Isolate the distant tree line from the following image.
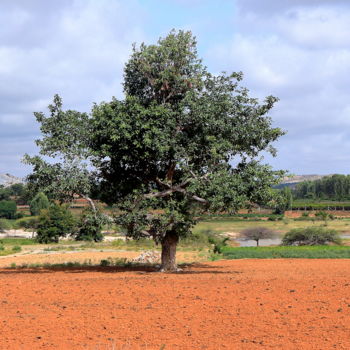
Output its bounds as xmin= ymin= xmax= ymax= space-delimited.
xmin=293 ymin=175 xmax=350 ymax=201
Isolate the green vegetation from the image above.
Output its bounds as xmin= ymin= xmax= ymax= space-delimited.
xmin=36 ymin=204 xmax=76 ymax=243
xmin=0 ymin=238 xmax=35 ymax=245
xmin=290 ymin=199 xmax=350 ymax=211
xmin=14 ymin=216 xmax=39 ymax=230
xmin=294 ymin=174 xmax=350 ymax=201
xmin=200 ymin=213 xmax=284 ymax=220
xmin=75 ymin=208 xmax=109 ymax=242
xmin=274 ymin=187 xmax=293 ymax=214
xmin=219 ymin=246 xmax=350 ymax=259
xmin=29 ymin=192 xmax=50 ymax=215
xmin=0 ymin=240 xmax=24 ymax=256
xmin=0 ymin=200 xmax=17 ymax=219
xmin=282 ymin=227 xmax=341 ymax=246
xmin=0 ymin=218 xmax=12 ymax=232
xmin=0 ymin=183 xmax=30 ymax=205
xmin=194 ymin=215 xmax=350 ymax=235
xmin=24 ymin=30 xmax=285 ymax=271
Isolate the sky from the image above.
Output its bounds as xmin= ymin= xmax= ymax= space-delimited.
xmin=1 ymin=0 xmax=350 ymax=177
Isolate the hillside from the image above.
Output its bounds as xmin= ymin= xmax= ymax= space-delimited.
xmin=0 ymin=173 xmax=23 ymax=187
xmin=276 ymin=174 xmax=331 ymax=189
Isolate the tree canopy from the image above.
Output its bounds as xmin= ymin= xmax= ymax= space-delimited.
xmin=24 ymin=30 xmax=285 ymax=270
xmin=294 ymin=174 xmax=350 ymax=200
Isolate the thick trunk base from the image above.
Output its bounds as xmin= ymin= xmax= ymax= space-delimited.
xmin=160 ymin=231 xmax=179 ymax=272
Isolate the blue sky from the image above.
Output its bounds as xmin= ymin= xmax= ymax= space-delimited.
xmin=1 ymin=0 xmax=350 ymax=177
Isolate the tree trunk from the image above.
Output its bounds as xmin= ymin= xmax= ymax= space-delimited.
xmin=160 ymin=231 xmax=179 ymax=272
xmin=256 ymin=239 xmax=259 ymax=247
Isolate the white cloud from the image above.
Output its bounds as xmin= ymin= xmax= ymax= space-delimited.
xmin=0 ymin=0 xmax=147 ymax=175
xmin=205 ymin=1 xmax=350 ymax=173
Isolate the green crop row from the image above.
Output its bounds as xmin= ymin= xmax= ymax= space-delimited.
xmin=219 ymin=246 xmax=350 ymax=259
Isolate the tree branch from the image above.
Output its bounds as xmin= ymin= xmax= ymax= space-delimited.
xmin=191 ymin=195 xmax=208 ymax=204
xmin=144 ymin=178 xmax=192 ymax=199
xmin=82 ymin=195 xmax=97 ymax=216
xmin=145 ymin=177 xmax=208 ymax=204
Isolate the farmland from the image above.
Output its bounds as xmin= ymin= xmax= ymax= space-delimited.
xmin=1 ymin=259 xmax=350 ymax=349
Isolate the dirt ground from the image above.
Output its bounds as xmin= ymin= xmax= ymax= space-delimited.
xmin=0 ymin=250 xmax=205 ymax=268
xmin=1 ymin=259 xmax=350 ymax=350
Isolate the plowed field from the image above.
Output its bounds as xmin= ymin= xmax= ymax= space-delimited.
xmin=1 ymin=259 xmax=350 ymax=350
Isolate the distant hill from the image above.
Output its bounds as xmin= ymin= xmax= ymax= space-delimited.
xmin=275 ymin=174 xmax=331 ymax=189
xmin=0 ymin=173 xmax=23 ymax=187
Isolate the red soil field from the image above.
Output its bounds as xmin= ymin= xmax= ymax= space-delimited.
xmin=1 ymin=259 xmax=350 ymax=350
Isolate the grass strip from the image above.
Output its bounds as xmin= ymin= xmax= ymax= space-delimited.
xmin=221 ymin=246 xmax=350 ymax=259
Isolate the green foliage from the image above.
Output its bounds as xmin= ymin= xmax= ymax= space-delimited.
xmin=0 ymin=218 xmax=12 ymax=232
xmin=99 ymin=257 xmax=129 ymax=267
xmin=0 ymin=238 xmax=35 ymax=245
xmin=0 ymin=184 xmax=30 ymax=205
xmin=24 ymin=30 xmax=285 ymax=269
xmin=282 ymin=227 xmax=341 ymax=246
xmin=208 ymin=235 xmax=229 ymax=254
xmin=294 ymin=174 xmax=350 ymax=201
xmin=29 ymin=192 xmax=50 ymax=215
xmin=36 ymin=204 xmax=77 ymax=243
xmin=15 ymin=216 xmax=39 ymax=230
xmin=91 ymin=30 xmax=285 ymax=246
xmin=0 ymin=186 xmax=11 ymax=201
xmin=290 ymin=199 xmax=350 ymax=211
xmin=314 ymin=210 xmax=335 ymax=222
xmin=267 ymin=215 xmax=283 ymax=221
xmin=0 ymin=200 xmax=17 ymax=219
xmin=273 ymin=187 xmax=293 ymax=214
xmin=23 ymin=94 xmax=94 ymax=205
xmin=221 ymin=245 xmax=350 ymax=259
xmin=75 ymin=208 xmax=110 ymax=242
xmin=12 ymin=245 xmax=21 ymax=252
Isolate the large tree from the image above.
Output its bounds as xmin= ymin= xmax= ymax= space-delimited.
xmin=25 ymin=30 xmax=285 ymax=270
xmin=90 ymin=30 xmax=285 ymax=270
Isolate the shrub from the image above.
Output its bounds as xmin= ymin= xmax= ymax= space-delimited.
xmin=268 ymin=215 xmax=282 ymax=221
xmin=15 ymin=216 xmax=39 ymax=230
xmin=208 ymin=235 xmax=229 ymax=254
xmin=282 ymin=227 xmax=341 ymax=246
xmin=0 ymin=218 xmax=12 ymax=232
xmin=30 ymin=192 xmax=50 ymax=216
xmin=36 ymin=204 xmax=77 ymax=243
xmin=0 ymin=200 xmax=17 ymax=219
xmin=75 ymin=208 xmax=109 ymax=242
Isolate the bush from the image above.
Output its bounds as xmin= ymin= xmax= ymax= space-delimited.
xmin=36 ymin=204 xmax=77 ymax=243
xmin=12 ymin=245 xmax=21 ymax=252
xmin=0 ymin=200 xmax=17 ymax=219
xmin=75 ymin=209 xmax=108 ymax=242
xmin=208 ymin=235 xmax=229 ymax=254
xmin=282 ymin=227 xmax=341 ymax=246
xmin=15 ymin=216 xmax=39 ymax=230
xmin=14 ymin=212 xmax=24 ymax=219
xmin=0 ymin=218 xmax=12 ymax=232
xmin=30 ymin=192 xmax=50 ymax=216
xmin=268 ymin=215 xmax=282 ymax=221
